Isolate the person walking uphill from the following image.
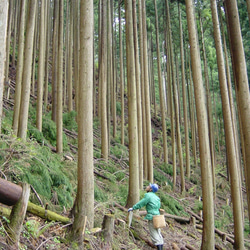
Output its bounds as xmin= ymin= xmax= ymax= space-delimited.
xmin=128 ymin=183 xmax=164 ymax=250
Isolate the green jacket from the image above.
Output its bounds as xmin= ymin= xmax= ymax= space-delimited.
xmin=132 ymin=192 xmax=161 ymax=220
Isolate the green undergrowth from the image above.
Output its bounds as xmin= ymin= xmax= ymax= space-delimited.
xmin=0 ymin=135 xmax=75 ymax=210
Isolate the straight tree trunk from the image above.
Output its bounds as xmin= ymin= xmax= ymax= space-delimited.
xmin=179 ymin=3 xmax=190 ymax=179
xmin=247 ymin=0 xmax=250 ymax=25
xmin=141 ymin=0 xmax=153 ymax=182
xmin=185 ymin=0 xmax=215 ymax=248
xmin=51 ymin=0 xmax=59 ymax=122
xmin=0 ymin=0 xmax=9 ymax=133
xmin=154 ymin=0 xmax=168 ymax=165
xmin=224 ymin=0 xmax=250 ymax=229
xmin=18 ymin=0 xmax=37 ymax=139
xmin=199 ymin=16 xmax=216 ymax=197
xmin=166 ymin=0 xmax=185 ymax=193
xmin=119 ymin=4 xmax=125 ymax=146
xmin=138 ymin=0 xmax=148 ymax=179
xmin=132 ymin=0 xmax=144 ymax=189
xmin=100 ymin=0 xmax=109 ymax=160
xmin=73 ymin=0 xmax=79 ymax=116
xmin=125 ymin=0 xmax=140 ymax=207
xmin=69 ymin=0 xmax=94 ymax=245
xmin=56 ymin=0 xmax=64 ymax=153
xmin=4 ymin=0 xmax=12 ymax=94
xmin=67 ymin=2 xmax=73 ymax=112
xmin=44 ymin=0 xmax=52 ymax=111
xmin=36 ymin=0 xmax=46 ymax=132
xmin=211 ymin=1 xmax=244 ymax=248
xmin=12 ymin=0 xmax=26 ymax=135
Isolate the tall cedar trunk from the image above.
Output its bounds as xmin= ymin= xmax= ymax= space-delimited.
xmin=4 ymin=0 xmax=12 ymax=94
xmin=247 ymin=0 xmax=250 ymax=25
xmin=56 ymin=0 xmax=64 ymax=153
xmin=69 ymin=0 xmax=94 ymax=244
xmin=166 ymin=37 xmax=176 ymax=189
xmin=67 ymin=1 xmax=73 ymax=112
xmin=44 ymin=0 xmax=52 ymax=110
xmin=132 ymin=0 xmax=144 ymax=189
xmin=17 ymin=0 xmax=37 ymax=139
xmin=154 ymin=0 xmax=168 ymax=165
xmin=107 ymin=0 xmax=111 ymax=154
xmin=166 ymin=0 xmax=185 ymax=193
xmin=219 ymin=7 xmax=243 ymax=184
xmin=100 ymin=0 xmax=109 ymax=160
xmin=188 ymin=61 xmax=197 ymax=167
xmin=51 ymin=0 xmax=59 ymax=122
xmin=141 ymin=0 xmax=153 ymax=182
xmin=11 ymin=1 xmax=18 ymax=69
xmin=211 ymin=0 xmax=245 ymax=248
xmin=112 ymin=1 xmax=117 ymax=139
xmin=0 ymin=0 xmax=9 ymax=133
xmin=125 ymin=0 xmax=139 ymax=208
xmin=36 ymin=0 xmax=45 ymax=132
xmin=12 ymin=0 xmax=26 ymax=135
xmin=224 ymin=0 xmax=250 ymax=229
xmin=138 ymin=0 xmax=148 ymax=179
xmin=31 ymin=9 xmax=38 ymax=97
xmin=178 ymin=3 xmax=190 ymax=179
xmin=73 ymin=0 xmax=79 ymax=116
xmin=119 ymin=4 xmax=125 ymax=146
xmin=199 ymin=16 xmax=216 ymax=197
xmin=185 ymin=0 xmax=215 ymax=248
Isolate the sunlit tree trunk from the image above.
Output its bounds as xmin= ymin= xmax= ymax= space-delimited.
xmin=11 ymin=0 xmax=18 ymax=68
xmin=56 ymin=0 xmax=64 ymax=153
xmin=185 ymin=0 xmax=215 ymax=248
xmin=4 ymin=0 xmax=12 ymax=95
xmin=36 ymin=0 xmax=45 ymax=132
xmin=69 ymin=0 xmax=94 ymax=245
xmin=125 ymin=0 xmax=139 ymax=208
xmin=44 ymin=0 xmax=52 ymax=111
xmin=73 ymin=0 xmax=79 ymax=116
xmin=132 ymin=0 xmax=143 ymax=189
xmin=107 ymin=0 xmax=111 ymax=153
xmin=154 ymin=0 xmax=168 ymax=165
xmin=138 ymin=0 xmax=148 ymax=178
xmin=119 ymin=4 xmax=125 ymax=146
xmin=100 ymin=0 xmax=109 ymax=160
xmin=199 ymin=15 xmax=216 ymax=197
xmin=179 ymin=3 xmax=190 ymax=179
xmin=141 ymin=0 xmax=153 ymax=182
xmin=166 ymin=0 xmax=184 ymax=193
xmin=224 ymin=0 xmax=250 ymax=229
xmin=12 ymin=0 xmax=26 ymax=135
xmin=211 ymin=0 xmax=244 ymax=248
xmin=18 ymin=0 xmax=37 ymax=139
xmin=52 ymin=0 xmax=59 ymax=122
xmin=188 ymin=61 xmax=197 ymax=167
xmin=0 ymin=0 xmax=9 ymax=133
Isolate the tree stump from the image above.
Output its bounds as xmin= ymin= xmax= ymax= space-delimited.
xmin=101 ymin=214 xmax=115 ymax=249
xmin=6 ymin=183 xmax=30 ymax=247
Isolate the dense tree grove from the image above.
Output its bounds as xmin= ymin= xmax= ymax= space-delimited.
xmin=0 ymin=0 xmax=249 ymax=248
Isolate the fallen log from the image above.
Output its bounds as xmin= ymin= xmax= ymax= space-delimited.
xmin=0 ymin=178 xmax=22 ymax=206
xmin=0 ymin=178 xmax=70 ymax=224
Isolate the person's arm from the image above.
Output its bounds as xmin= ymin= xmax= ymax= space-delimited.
xmin=132 ymin=193 xmax=150 ymax=210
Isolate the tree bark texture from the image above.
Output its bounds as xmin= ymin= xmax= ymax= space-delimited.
xmin=0 ymin=0 xmax=9 ymax=133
